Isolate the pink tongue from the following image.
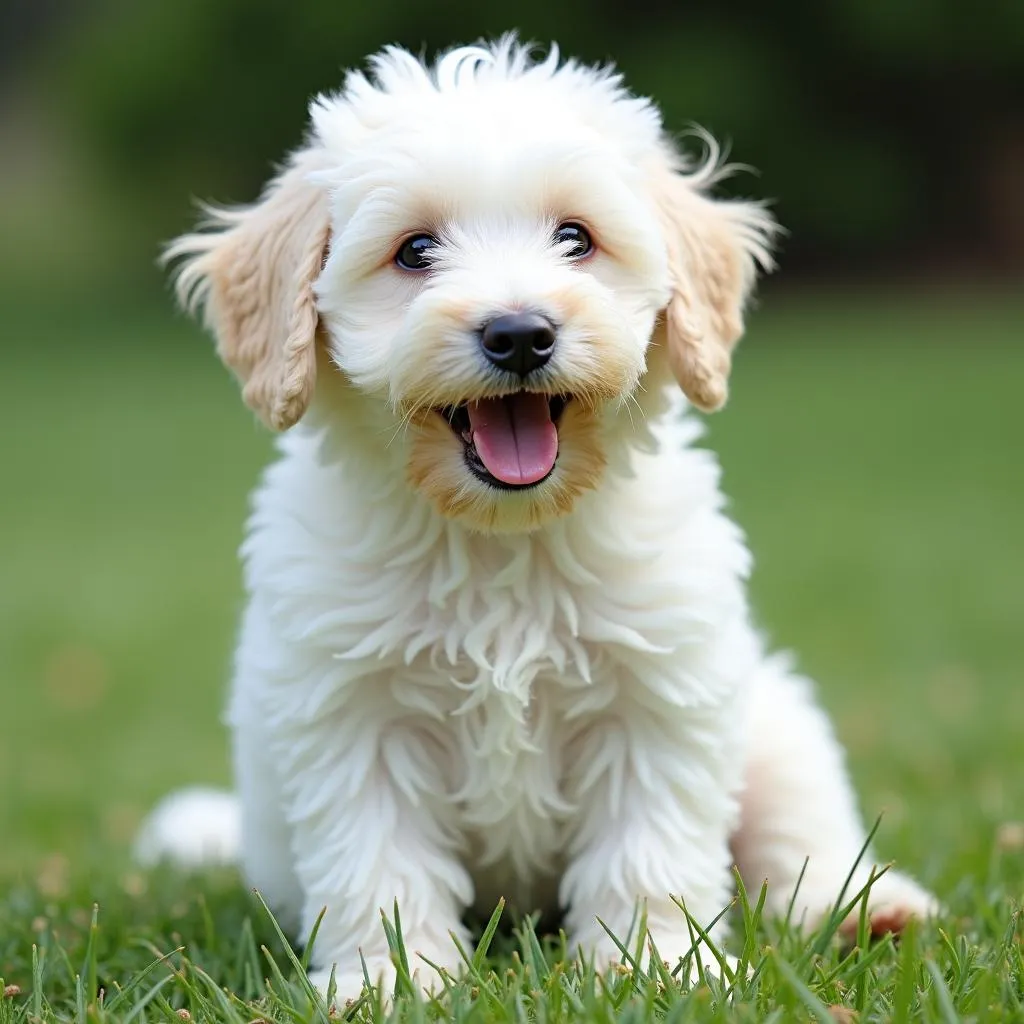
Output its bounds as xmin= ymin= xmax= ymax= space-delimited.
xmin=467 ymin=394 xmax=558 ymax=485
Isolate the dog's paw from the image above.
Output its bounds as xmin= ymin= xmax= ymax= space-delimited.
xmin=791 ymin=867 xmax=939 ymax=941
xmin=836 ymin=869 xmax=941 ymax=940
xmin=648 ymin=936 xmax=745 ymax=987
xmin=309 ymin=944 xmax=460 ymax=1008
xmin=308 ymin=964 xmax=379 ymax=1010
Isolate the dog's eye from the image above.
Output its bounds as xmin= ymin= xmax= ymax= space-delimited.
xmin=395 ymin=234 xmax=439 ymax=271
xmin=553 ymin=222 xmax=593 ymax=259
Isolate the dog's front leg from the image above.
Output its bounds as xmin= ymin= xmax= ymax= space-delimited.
xmin=562 ymin=699 xmax=743 ymax=978
xmin=265 ymin=700 xmax=472 ymax=1002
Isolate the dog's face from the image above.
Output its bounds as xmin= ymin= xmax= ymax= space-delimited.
xmin=170 ymin=41 xmax=776 ymax=532
xmin=312 ymin=58 xmax=675 ymax=529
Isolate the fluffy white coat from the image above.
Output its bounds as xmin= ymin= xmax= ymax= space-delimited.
xmin=139 ymin=38 xmax=937 ymax=997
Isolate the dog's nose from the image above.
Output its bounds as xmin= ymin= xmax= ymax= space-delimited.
xmin=479 ymin=313 xmax=556 ymax=377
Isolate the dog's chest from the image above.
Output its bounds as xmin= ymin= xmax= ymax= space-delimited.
xmin=384 ymin=554 xmax=615 ymax=876
xmin=411 ymin=656 xmax=589 ymax=886
xmin=398 ymin=604 xmax=596 ymax=786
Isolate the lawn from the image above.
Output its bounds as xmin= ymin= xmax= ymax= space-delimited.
xmin=1 ymin=292 xmax=1022 ymax=1021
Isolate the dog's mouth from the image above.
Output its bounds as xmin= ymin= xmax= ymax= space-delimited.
xmin=438 ymin=394 xmax=570 ymax=490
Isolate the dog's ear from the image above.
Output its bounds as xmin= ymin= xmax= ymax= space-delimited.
xmin=650 ymin=145 xmax=778 ymax=412
xmin=166 ymin=148 xmax=331 ymax=430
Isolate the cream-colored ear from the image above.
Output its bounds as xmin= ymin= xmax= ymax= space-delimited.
xmin=651 ymin=144 xmax=778 ymax=411
xmin=165 ymin=148 xmax=331 ymax=430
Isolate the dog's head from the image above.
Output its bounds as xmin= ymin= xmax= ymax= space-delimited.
xmin=169 ymin=39 xmax=777 ymax=532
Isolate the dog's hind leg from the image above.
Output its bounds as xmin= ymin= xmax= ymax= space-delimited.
xmin=731 ymin=654 xmax=938 ymax=936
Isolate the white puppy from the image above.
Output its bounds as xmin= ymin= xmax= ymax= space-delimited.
xmin=142 ymin=37 xmax=936 ymax=997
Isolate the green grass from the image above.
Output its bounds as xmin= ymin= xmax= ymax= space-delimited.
xmin=1 ymin=293 xmax=1023 ymax=1020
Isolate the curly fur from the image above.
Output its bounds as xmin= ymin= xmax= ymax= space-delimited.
xmin=139 ymin=36 xmax=937 ymax=998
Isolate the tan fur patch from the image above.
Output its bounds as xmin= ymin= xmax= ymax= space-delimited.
xmin=406 ymin=400 xmax=607 ymax=532
xmin=648 ymin=146 xmax=777 ymax=412
xmin=166 ymin=148 xmax=332 ymax=430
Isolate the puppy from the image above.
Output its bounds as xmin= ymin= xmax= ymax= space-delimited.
xmin=139 ymin=38 xmax=936 ymax=997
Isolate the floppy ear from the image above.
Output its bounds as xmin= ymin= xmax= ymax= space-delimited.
xmin=651 ymin=144 xmax=778 ymax=412
xmin=166 ymin=148 xmax=332 ymax=430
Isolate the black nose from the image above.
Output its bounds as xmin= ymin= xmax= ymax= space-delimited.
xmin=479 ymin=313 xmax=556 ymax=378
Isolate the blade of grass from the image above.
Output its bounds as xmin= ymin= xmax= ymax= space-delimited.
xmin=924 ymin=958 xmax=961 ymax=1024
xmin=773 ymin=953 xmax=836 ymax=1022
xmin=472 ymin=899 xmax=505 ymax=972
xmin=251 ymin=888 xmax=331 ymax=1022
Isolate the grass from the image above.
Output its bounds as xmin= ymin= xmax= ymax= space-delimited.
xmin=1 ymin=291 xmax=1023 ymax=1020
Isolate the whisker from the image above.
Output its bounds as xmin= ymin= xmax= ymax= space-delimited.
xmin=385 ymin=402 xmax=423 ymax=449
xmin=384 ymin=415 xmax=411 ymax=450
xmin=620 ymin=392 xmax=640 ymax=428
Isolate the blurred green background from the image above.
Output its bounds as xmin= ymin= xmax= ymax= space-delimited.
xmin=0 ymin=0 xmax=1021 ymax=895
